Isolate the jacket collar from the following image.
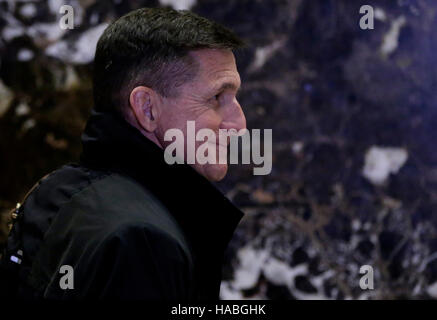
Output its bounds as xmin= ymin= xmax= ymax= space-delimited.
xmin=80 ymin=108 xmax=244 ymax=267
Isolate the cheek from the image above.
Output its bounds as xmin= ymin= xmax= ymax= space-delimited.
xmin=195 ymin=111 xmax=222 ymax=132
xmin=158 ymin=104 xmax=187 ymax=134
xmin=162 ymin=99 xmax=206 ymax=131
xmin=159 ymin=99 xmax=223 ymax=149
xmin=156 ymin=115 xmax=187 ymax=150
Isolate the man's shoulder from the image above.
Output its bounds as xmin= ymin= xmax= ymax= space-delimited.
xmin=28 ymin=164 xmax=175 ymax=230
xmin=59 ymin=169 xmax=182 ymax=236
xmin=22 ymin=164 xmax=193 ymax=297
xmin=32 ymin=164 xmax=185 ymax=244
xmin=18 ymin=163 xmax=189 ymax=254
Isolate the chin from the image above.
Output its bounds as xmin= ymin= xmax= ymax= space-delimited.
xmin=201 ymin=163 xmax=228 ymax=182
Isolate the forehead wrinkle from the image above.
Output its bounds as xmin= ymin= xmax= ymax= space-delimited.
xmin=207 ymin=70 xmax=241 ymax=92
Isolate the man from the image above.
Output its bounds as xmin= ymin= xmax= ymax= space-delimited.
xmin=0 ymin=7 xmax=246 ymax=300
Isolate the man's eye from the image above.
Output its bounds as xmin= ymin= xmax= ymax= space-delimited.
xmin=210 ymin=94 xmax=220 ymax=104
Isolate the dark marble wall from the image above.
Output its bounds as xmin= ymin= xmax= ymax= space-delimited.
xmin=1 ymin=0 xmax=436 ymax=299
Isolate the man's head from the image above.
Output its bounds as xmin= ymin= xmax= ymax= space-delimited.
xmin=93 ymin=7 xmax=246 ymax=181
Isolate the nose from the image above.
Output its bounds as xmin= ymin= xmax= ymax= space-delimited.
xmin=219 ymin=99 xmax=247 ymax=134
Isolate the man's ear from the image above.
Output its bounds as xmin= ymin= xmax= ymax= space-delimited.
xmin=129 ymin=86 xmax=160 ymax=132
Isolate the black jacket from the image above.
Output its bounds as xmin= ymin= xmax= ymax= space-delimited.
xmin=0 ymin=109 xmax=244 ymax=300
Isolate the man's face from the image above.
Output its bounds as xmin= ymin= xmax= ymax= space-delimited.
xmin=155 ymin=48 xmax=246 ymax=181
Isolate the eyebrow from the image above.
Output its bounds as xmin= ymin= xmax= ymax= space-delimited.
xmin=212 ymin=82 xmax=241 ymax=94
